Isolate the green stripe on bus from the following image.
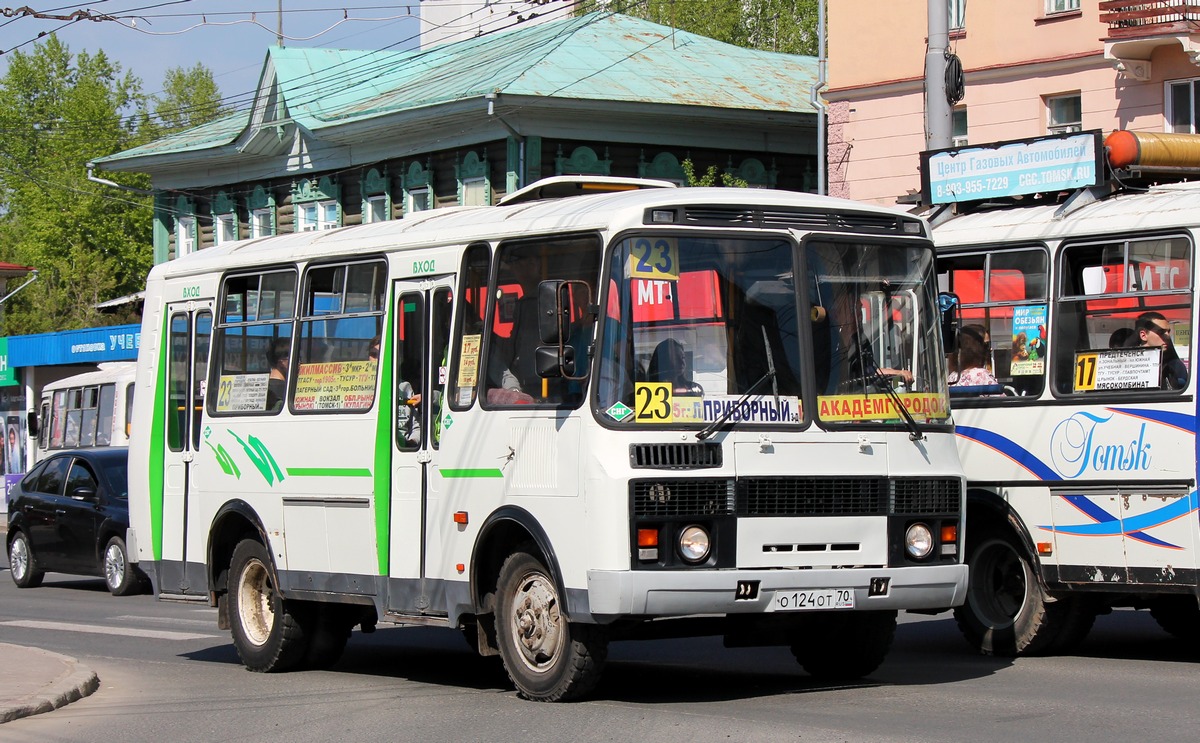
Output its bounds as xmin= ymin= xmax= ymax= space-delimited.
xmin=441 ymin=468 xmax=505 ymax=478
xmin=149 ymin=313 xmax=168 ymax=562
xmin=374 ymin=287 xmax=396 ymax=576
xmin=286 ymin=467 xmax=373 ymax=477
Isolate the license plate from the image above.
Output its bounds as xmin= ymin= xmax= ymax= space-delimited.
xmin=771 ymin=588 xmax=855 ymax=611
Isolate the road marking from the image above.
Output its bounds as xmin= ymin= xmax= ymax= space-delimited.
xmin=0 ymin=620 xmax=218 ymax=641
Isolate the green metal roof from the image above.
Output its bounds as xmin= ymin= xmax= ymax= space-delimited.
xmin=99 ymin=12 xmax=817 ymax=163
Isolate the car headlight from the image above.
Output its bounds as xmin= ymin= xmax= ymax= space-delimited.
xmin=905 ymin=523 xmax=934 ymax=559
xmin=678 ymin=525 xmax=711 ymax=563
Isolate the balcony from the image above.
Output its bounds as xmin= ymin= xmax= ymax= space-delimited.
xmin=1101 ymin=1 xmax=1200 ymax=38
xmin=1101 ymin=2 xmax=1200 ymax=78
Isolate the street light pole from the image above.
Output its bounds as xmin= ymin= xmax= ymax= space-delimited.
xmin=925 ymin=0 xmax=952 ymax=150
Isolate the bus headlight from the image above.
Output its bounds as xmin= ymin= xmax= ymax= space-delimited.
xmin=678 ymin=525 xmax=711 ymax=563
xmin=905 ymin=523 xmax=934 ymax=559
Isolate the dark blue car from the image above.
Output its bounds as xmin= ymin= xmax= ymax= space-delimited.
xmin=6 ymin=447 xmax=144 ymax=595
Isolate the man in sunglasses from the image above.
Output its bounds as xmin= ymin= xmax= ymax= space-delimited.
xmin=1134 ymin=311 xmax=1189 ymax=390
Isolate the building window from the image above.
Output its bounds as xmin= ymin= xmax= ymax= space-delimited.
xmin=1046 ymin=94 xmax=1081 ymax=134
xmin=461 ymin=178 xmax=487 ymax=207
xmin=949 ymin=0 xmax=966 ymax=30
xmin=176 ymin=216 xmax=196 ymax=256
xmin=297 ymin=200 xmax=338 ymax=231
xmin=406 ymin=188 xmax=431 ymax=213
xmin=1046 ymin=0 xmax=1079 ymax=13
xmin=250 ymin=208 xmax=273 ymax=239
xmin=1167 ymin=78 xmax=1200 ymax=134
xmin=952 ymin=108 xmax=968 ymax=147
xmin=365 ymin=194 xmax=388 ymax=223
xmin=215 ymin=213 xmax=237 ymax=245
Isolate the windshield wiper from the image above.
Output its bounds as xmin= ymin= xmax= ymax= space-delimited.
xmin=860 ymin=344 xmax=925 ymax=442
xmin=697 ymin=328 xmax=777 ymax=441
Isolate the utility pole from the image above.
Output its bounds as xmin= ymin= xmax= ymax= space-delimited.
xmin=925 ymin=0 xmax=952 ymax=150
xmin=277 ymin=0 xmax=284 ymax=47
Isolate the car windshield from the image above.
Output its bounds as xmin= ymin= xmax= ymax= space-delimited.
xmin=99 ymin=460 xmax=129 ymax=500
xmin=593 ymin=234 xmax=950 ymax=430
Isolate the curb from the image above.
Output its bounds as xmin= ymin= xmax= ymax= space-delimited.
xmin=0 ymin=645 xmax=100 ymax=724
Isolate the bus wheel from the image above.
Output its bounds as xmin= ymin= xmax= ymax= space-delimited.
xmin=790 ymin=610 xmax=896 ymax=680
xmin=495 ymin=548 xmax=607 ymax=702
xmin=9 ymin=531 xmax=44 ymax=588
xmin=955 ymin=533 xmax=1066 ymax=656
xmin=1150 ymin=596 xmax=1200 ymax=645
xmin=229 ymin=539 xmax=309 ymax=672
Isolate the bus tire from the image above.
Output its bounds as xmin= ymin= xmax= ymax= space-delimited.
xmin=954 ymin=532 xmax=1067 ymax=656
xmin=8 ymin=530 xmax=44 ymax=588
xmin=103 ymin=536 xmax=140 ymax=596
xmin=495 ymin=547 xmax=607 ymax=702
xmin=790 ymin=610 xmax=896 ymax=680
xmin=229 ymin=539 xmax=309 ymax=672
xmin=1149 ymin=595 xmax=1200 ymax=645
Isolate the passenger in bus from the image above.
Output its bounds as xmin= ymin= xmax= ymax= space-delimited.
xmin=1131 ymin=311 xmax=1188 ymax=390
xmin=375 ymin=338 xmax=424 ymax=446
xmin=950 ymin=325 xmax=998 ymax=388
xmin=1108 ymin=327 xmax=1133 ymax=348
xmin=647 ymin=339 xmax=704 ymax=396
xmin=265 ymin=337 xmax=290 ymax=411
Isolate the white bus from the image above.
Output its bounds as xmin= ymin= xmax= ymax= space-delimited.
xmin=34 ymin=362 xmax=137 ymax=462
xmin=934 ymin=140 xmax=1200 ymax=656
xmin=129 ymin=177 xmax=967 ymax=701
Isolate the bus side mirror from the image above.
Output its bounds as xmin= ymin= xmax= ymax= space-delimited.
xmin=939 ymin=292 xmax=961 ymax=353
xmin=537 ymin=280 xmax=592 ymax=381
xmin=27 ymin=410 xmax=38 ymax=438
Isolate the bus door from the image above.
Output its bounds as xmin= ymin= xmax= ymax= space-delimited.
xmin=159 ymin=302 xmax=213 ymax=595
xmin=387 ymin=278 xmax=455 ymax=612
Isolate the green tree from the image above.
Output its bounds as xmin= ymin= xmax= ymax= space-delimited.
xmin=0 ymin=39 xmax=228 ymax=335
xmin=584 ymin=0 xmax=820 ymax=56
xmin=151 ymin=63 xmax=230 ymax=134
xmin=0 ymin=35 xmax=153 ymax=334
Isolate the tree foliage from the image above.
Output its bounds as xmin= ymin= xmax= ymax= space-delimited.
xmin=585 ymin=0 xmax=821 ymax=56
xmin=0 ymin=37 xmax=225 ymax=335
xmin=152 ymin=63 xmax=230 ymax=135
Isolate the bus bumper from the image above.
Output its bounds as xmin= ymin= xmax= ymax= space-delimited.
xmin=585 ymin=564 xmax=967 ymax=619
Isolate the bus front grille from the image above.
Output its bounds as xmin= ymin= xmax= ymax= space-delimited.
xmin=631 ymin=477 xmax=961 ymax=518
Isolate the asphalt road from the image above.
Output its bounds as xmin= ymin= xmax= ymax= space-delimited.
xmin=1 ymin=557 xmax=1198 ymax=742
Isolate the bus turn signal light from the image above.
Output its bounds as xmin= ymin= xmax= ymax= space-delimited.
xmin=453 ymin=511 xmax=468 ymax=525
xmin=1037 ymin=542 xmax=1053 ymax=556
xmin=637 ymin=529 xmax=658 ymax=547
xmin=941 ymin=525 xmax=958 ymax=543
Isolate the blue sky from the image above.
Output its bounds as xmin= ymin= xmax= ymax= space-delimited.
xmin=0 ymin=2 xmax=423 ymax=110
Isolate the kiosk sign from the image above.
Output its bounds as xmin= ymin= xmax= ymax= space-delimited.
xmin=922 ymin=131 xmax=1103 ymax=205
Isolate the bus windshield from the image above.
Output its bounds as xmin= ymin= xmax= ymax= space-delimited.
xmin=595 ymin=235 xmax=949 ymax=429
xmin=809 ymin=240 xmax=949 ymax=425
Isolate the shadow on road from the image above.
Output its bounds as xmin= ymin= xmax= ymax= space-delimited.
xmin=178 ymin=616 xmax=1019 ymax=704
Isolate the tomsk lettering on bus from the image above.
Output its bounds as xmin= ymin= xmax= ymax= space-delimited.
xmin=1049 ymin=412 xmax=1153 ymax=478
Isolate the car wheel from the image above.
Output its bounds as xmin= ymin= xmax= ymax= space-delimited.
xmin=9 ymin=531 xmax=45 ymax=588
xmin=104 ymin=536 xmax=140 ymax=596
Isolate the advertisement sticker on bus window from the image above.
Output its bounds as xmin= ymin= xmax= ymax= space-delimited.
xmin=457 ymin=334 xmax=482 ymax=387
xmin=292 ymin=361 xmax=376 ymax=411
xmin=632 ymin=384 xmax=801 ymax=424
xmin=1073 ymin=348 xmax=1160 ymax=392
xmin=216 ymin=374 xmax=269 ymax=412
xmin=817 ymin=393 xmax=949 ymax=423
xmin=1011 ymin=305 xmax=1047 ymax=376
xmin=627 ymin=237 xmax=680 ymax=281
